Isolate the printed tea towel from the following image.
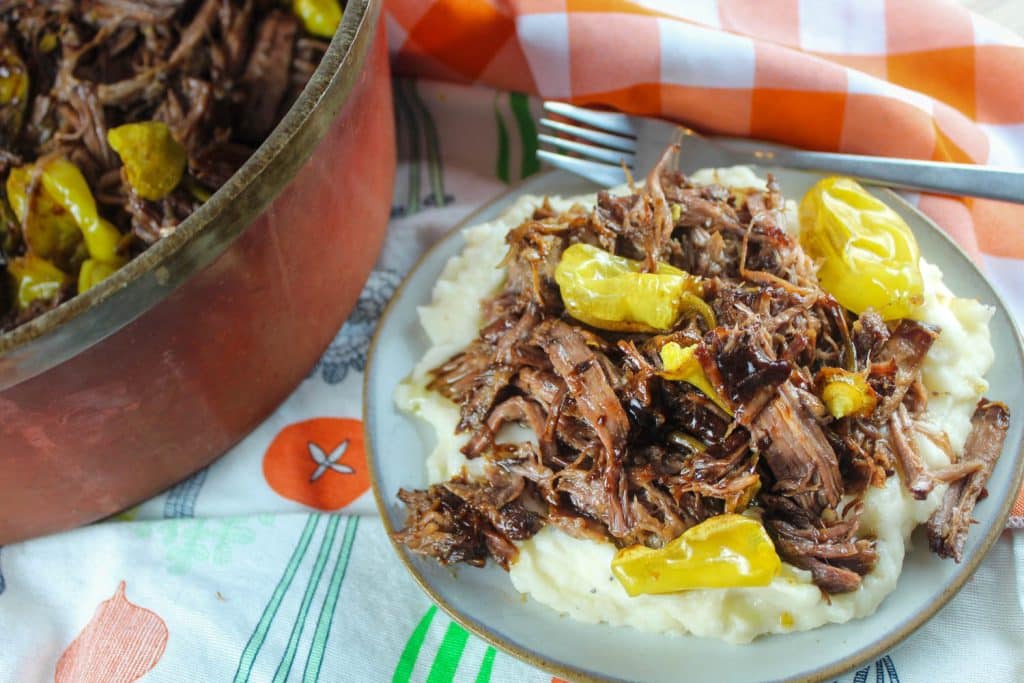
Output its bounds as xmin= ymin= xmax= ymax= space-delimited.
xmin=1 ymin=2 xmax=1023 ymax=682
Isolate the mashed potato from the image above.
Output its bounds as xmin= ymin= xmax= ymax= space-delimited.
xmin=396 ymin=168 xmax=994 ymax=643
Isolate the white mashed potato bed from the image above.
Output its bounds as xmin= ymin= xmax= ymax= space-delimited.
xmin=395 ymin=167 xmax=995 ymax=644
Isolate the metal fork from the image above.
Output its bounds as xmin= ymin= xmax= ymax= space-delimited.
xmin=538 ymin=102 xmax=1024 ymax=203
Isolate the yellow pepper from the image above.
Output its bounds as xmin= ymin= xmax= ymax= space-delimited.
xmin=659 ymin=341 xmax=732 ymax=415
xmin=39 ymin=33 xmax=59 ymax=53
xmin=78 ymin=259 xmax=121 ymax=294
xmin=799 ymin=177 xmax=923 ymax=320
xmin=7 ymin=157 xmax=123 ymax=265
xmin=292 ymin=0 xmax=343 ymax=38
xmin=0 ymin=45 xmax=29 ymax=139
xmin=7 ymin=254 xmax=68 ymax=311
xmin=555 ymin=243 xmax=714 ymax=332
xmin=0 ymin=191 xmax=17 ymax=254
xmin=182 ymin=176 xmax=212 ymax=204
xmin=6 ymin=165 xmax=86 ymax=271
xmin=611 ymin=514 xmax=781 ymax=596
xmin=107 ymin=121 xmax=187 ymax=201
xmin=817 ymin=367 xmax=877 ymax=419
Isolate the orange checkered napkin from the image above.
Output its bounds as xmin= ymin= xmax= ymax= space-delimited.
xmin=388 ymin=0 xmax=1024 ymax=527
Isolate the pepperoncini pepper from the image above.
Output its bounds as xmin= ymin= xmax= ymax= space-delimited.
xmin=816 ymin=367 xmax=877 ymax=419
xmin=659 ymin=341 xmax=732 ymax=414
xmin=611 ymin=514 xmax=781 ymax=596
xmin=39 ymin=33 xmax=59 ymax=54
xmin=7 ymin=157 xmax=123 ymax=267
xmin=0 ymin=45 xmax=29 ymax=142
xmin=8 ymin=254 xmax=68 ymax=310
xmin=7 ymin=157 xmax=124 ymax=299
xmin=555 ymin=243 xmax=714 ymax=332
xmin=107 ymin=121 xmax=187 ymax=201
xmin=292 ymin=0 xmax=343 ymax=38
xmin=0 ymin=190 xmax=17 ymax=255
xmin=799 ymin=177 xmax=923 ymax=320
xmin=6 ymin=165 xmax=86 ymax=271
xmin=78 ymin=259 xmax=121 ymax=294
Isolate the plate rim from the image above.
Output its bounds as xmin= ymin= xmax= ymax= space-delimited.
xmin=363 ymin=168 xmax=1024 ymax=683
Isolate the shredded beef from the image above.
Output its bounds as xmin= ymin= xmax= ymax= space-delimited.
xmin=766 ymin=517 xmax=877 ymax=594
xmin=0 ymin=0 xmax=334 ymax=330
xmin=394 ymin=485 xmax=492 ymax=569
xmin=394 ymin=472 xmax=542 ymax=571
xmin=927 ymin=400 xmax=1010 ymax=561
xmin=752 ymin=382 xmax=843 ymax=512
xmin=92 ymin=1 xmax=190 ymax=23
xmin=874 ymin=320 xmax=940 ymax=420
xmin=393 ymin=147 xmax=1012 ymax=594
xmin=239 ymin=10 xmax=297 ymax=142
xmin=852 ymin=311 xmax=890 ymax=367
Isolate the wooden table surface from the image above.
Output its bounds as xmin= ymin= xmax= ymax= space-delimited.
xmin=960 ymin=0 xmax=1024 ymax=34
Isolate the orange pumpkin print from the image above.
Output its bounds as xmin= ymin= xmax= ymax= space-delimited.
xmin=262 ymin=417 xmax=370 ymax=510
xmin=55 ymin=581 xmax=168 ymax=683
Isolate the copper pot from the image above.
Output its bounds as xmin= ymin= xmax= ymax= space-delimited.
xmin=0 ymin=0 xmax=394 ymax=544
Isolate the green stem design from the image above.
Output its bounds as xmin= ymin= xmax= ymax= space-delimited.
xmin=393 ymin=607 xmax=496 ymax=683
xmin=271 ymin=515 xmax=341 ymax=683
xmin=407 ymin=80 xmax=447 ymax=207
xmin=474 ymin=647 xmax=497 ymax=683
xmin=425 ymin=621 xmax=470 ymax=683
xmin=391 ymin=606 xmax=438 ymax=683
xmin=301 ymin=516 xmax=359 ymax=683
xmin=233 ymin=515 xmax=320 ymax=683
xmin=494 ymin=95 xmax=511 ymax=184
xmin=509 ymin=93 xmax=540 ymax=179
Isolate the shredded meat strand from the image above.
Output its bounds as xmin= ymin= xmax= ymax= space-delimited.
xmin=927 ymin=400 xmax=1010 ymax=561
xmin=752 ymin=382 xmax=843 ymax=512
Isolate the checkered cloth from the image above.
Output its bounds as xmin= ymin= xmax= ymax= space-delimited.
xmin=387 ymin=0 xmax=1024 ymax=526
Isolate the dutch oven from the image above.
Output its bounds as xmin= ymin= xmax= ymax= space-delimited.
xmin=0 ymin=0 xmax=395 ymax=544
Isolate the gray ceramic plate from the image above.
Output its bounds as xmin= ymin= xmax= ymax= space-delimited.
xmin=365 ymin=168 xmax=1024 ymax=683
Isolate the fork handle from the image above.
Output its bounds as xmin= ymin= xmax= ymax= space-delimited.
xmin=748 ymin=148 xmax=1024 ymax=203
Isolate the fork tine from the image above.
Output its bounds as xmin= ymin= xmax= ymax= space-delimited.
xmin=539 ymin=118 xmax=636 ymax=153
xmin=539 ymin=133 xmax=637 ymax=167
xmin=538 ymin=150 xmax=629 ymax=187
xmin=543 ymin=102 xmax=637 ymax=137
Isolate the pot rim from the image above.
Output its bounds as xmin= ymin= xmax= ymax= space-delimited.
xmin=0 ymin=0 xmax=379 ymax=389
